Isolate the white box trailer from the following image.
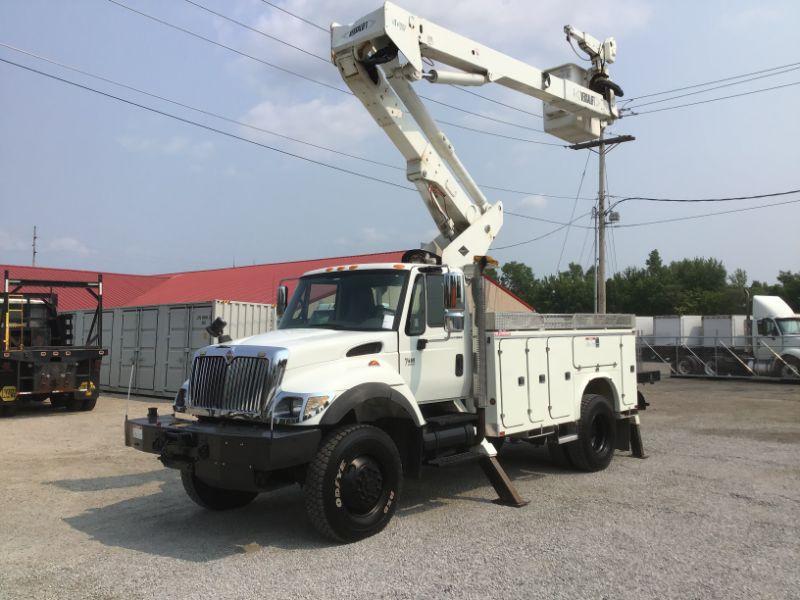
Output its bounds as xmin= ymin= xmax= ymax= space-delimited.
xmin=70 ymin=300 xmax=277 ymax=398
xmin=653 ymin=315 xmax=703 ymax=346
xmin=701 ymin=315 xmax=748 ymax=347
xmin=635 ymin=316 xmax=654 ymax=345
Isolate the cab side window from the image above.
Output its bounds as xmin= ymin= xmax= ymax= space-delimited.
xmin=758 ymin=318 xmax=778 ymax=336
xmin=406 ymin=276 xmax=425 ymax=336
xmin=426 ymin=274 xmax=445 ymax=328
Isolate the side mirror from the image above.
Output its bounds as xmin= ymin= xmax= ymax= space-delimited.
xmin=442 ymin=271 xmax=464 ymax=310
xmin=277 ymin=285 xmax=288 ymax=317
xmin=444 ymin=309 xmax=465 ymax=333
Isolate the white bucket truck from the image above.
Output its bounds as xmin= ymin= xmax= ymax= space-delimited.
xmin=126 ymin=2 xmax=651 ymax=541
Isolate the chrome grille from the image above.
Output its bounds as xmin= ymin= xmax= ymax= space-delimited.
xmin=188 ymin=355 xmax=271 ymax=415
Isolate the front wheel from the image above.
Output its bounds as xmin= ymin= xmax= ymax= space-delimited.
xmin=181 ymin=469 xmax=258 ymax=510
xmin=304 ymin=424 xmax=402 ymax=543
xmin=567 ymin=394 xmax=616 ymax=472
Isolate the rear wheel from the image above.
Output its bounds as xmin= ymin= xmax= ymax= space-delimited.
xmin=181 ymin=469 xmax=258 ymax=510
xmin=304 ymin=424 xmax=402 ymax=543
xmin=779 ymin=357 xmax=800 ymax=379
xmin=567 ymin=394 xmax=616 ymax=472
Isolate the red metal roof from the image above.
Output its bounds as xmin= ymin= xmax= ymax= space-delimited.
xmin=2 ymin=251 xmax=530 ymax=312
xmin=0 ymin=251 xmax=403 ymax=311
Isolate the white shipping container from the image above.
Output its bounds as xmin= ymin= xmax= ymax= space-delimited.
xmin=69 ymin=300 xmax=277 ymax=398
xmin=653 ymin=315 xmax=703 ymax=346
xmin=701 ymin=315 xmax=748 ymax=347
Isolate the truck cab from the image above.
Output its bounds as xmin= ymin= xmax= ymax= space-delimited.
xmin=752 ymin=295 xmax=800 ymax=377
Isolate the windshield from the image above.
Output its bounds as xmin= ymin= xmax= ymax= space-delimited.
xmin=279 ymin=270 xmax=408 ymax=331
xmin=777 ymin=318 xmax=800 ymax=335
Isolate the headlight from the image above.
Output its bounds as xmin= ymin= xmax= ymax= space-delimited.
xmin=271 ymin=396 xmax=304 ymax=423
xmin=270 ymin=393 xmax=334 ymax=423
xmin=304 ymin=395 xmax=331 ymax=419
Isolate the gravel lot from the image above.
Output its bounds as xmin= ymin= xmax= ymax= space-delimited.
xmin=1 ymin=378 xmax=798 ymax=599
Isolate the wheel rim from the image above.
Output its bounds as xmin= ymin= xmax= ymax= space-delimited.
xmin=590 ymin=414 xmax=610 ymax=455
xmin=339 ymin=455 xmax=385 ymax=516
xmin=781 ymin=362 xmax=800 ymax=378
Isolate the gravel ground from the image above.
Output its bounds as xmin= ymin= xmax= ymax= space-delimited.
xmin=1 ymin=379 xmax=798 ymax=600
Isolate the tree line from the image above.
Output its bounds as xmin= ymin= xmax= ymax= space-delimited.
xmin=486 ymin=250 xmax=800 ymax=315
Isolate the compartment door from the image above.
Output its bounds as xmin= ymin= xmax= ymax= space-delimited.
xmin=547 ymin=337 xmax=574 ymax=419
xmin=497 ymin=338 xmax=529 ymax=430
xmin=619 ymin=335 xmax=637 ymax=407
xmin=135 ymin=309 xmax=158 ymax=390
xmin=526 ymin=337 xmax=549 ymax=424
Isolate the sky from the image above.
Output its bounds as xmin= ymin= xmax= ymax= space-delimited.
xmin=0 ymin=0 xmax=798 ymax=283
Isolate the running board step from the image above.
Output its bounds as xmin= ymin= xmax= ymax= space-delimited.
xmin=557 ymin=434 xmax=578 ymax=444
xmin=428 ymin=451 xmax=480 ymax=467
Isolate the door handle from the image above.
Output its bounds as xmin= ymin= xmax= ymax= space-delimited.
xmin=417 ymin=338 xmax=428 ymax=351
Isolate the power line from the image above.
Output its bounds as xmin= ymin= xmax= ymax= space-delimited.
xmin=613 ymin=188 xmax=800 ymax=205
xmin=0 ymin=53 xmax=577 ymax=228
xmin=257 ymin=0 xmax=328 ymax=33
xmin=625 ymin=80 xmax=800 ymax=116
xmin=616 ymin=197 xmax=800 ymax=228
xmin=450 ymin=86 xmax=543 ymax=119
xmin=437 ymin=120 xmax=564 ymax=146
xmin=0 ymin=42 xmax=400 ymax=170
xmin=492 ymin=210 xmax=594 ymax=250
xmin=1 ymin=43 xmax=581 ymax=197
xmin=182 ymin=0 xmax=328 ymax=62
xmin=0 ymin=56 xmax=417 ymax=192
xmin=109 ymin=0 xmax=552 ymax=138
xmin=504 ymin=211 xmax=592 ymax=228
xmin=624 ymin=64 xmax=800 ymax=109
xmin=247 ymin=0 xmax=548 ymax=123
xmin=557 ymin=152 xmax=591 ymax=271
xmin=623 ymin=59 xmax=800 ymax=103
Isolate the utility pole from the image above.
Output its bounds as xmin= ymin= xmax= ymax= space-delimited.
xmin=32 ymin=226 xmax=38 ymax=266
xmin=569 ymin=134 xmax=635 ymax=314
xmin=597 ymin=133 xmax=607 ymax=313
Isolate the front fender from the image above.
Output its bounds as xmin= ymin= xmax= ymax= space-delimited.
xmin=320 ymin=382 xmax=424 ymax=427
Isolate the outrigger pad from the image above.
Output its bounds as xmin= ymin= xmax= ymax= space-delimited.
xmin=630 ymin=420 xmax=647 ymax=459
xmin=479 ymin=456 xmax=529 ymax=507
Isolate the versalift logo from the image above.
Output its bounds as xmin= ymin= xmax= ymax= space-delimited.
xmin=349 ymin=20 xmax=372 ymax=37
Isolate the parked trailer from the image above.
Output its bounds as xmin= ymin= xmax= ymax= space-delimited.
xmin=70 ymin=300 xmax=277 ymax=398
xmin=636 ymin=297 xmax=800 ymax=380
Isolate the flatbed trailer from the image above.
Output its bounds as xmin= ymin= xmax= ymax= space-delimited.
xmin=0 ymin=271 xmax=107 ymax=416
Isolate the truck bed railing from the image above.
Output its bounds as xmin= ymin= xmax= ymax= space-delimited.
xmin=485 ymin=312 xmax=635 ymax=331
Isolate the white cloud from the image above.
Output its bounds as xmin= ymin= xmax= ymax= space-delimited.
xmin=518 ymin=195 xmax=548 ymax=210
xmin=242 ymin=96 xmax=375 ymax=149
xmin=47 ymin=237 xmax=91 ymax=256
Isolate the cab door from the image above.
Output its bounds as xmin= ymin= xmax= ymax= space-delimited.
xmin=399 ymin=273 xmax=469 ymax=403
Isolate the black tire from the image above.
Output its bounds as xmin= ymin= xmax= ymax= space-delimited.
xmin=80 ymin=397 xmax=98 ymax=411
xmin=181 ymin=469 xmax=258 ymax=510
xmin=778 ymin=357 xmax=800 ymax=379
xmin=65 ymin=396 xmax=84 ymax=411
xmin=1 ymin=402 xmax=18 ymax=418
xmin=304 ymin=424 xmax=402 ymax=543
xmin=547 ymin=441 xmax=574 ymax=469
xmin=567 ymin=394 xmax=616 ymax=472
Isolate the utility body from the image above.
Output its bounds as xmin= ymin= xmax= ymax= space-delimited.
xmin=125 ymin=2 xmax=650 ymax=541
xmin=1 ymin=271 xmax=105 ymax=417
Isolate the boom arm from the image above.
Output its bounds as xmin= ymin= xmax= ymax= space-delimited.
xmin=331 ymin=2 xmax=620 ymax=268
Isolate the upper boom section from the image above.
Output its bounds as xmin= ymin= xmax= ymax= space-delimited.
xmin=331 ymin=2 xmax=621 ymax=268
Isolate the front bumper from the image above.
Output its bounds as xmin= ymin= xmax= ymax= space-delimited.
xmin=125 ymin=415 xmax=321 ymax=491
